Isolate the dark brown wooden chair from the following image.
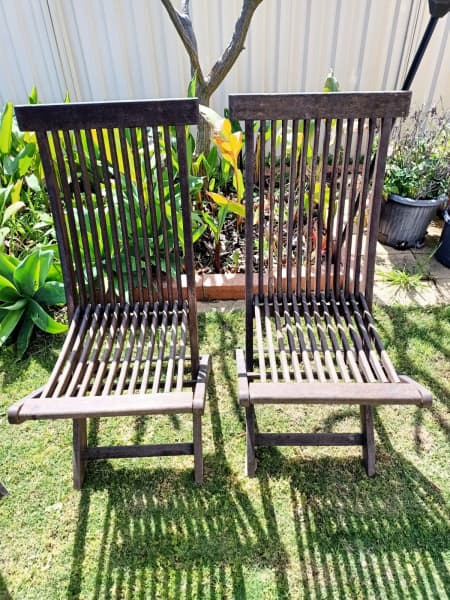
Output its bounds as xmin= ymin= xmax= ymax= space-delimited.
xmin=230 ymin=92 xmax=432 ymax=477
xmin=8 ymin=99 xmax=210 ymax=488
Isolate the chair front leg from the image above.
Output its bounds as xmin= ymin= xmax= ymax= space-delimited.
xmin=193 ymin=412 xmax=203 ymax=484
xmin=246 ymin=405 xmax=257 ymax=477
xmin=73 ymin=418 xmax=88 ymax=489
xmin=360 ymin=406 xmax=376 ymax=476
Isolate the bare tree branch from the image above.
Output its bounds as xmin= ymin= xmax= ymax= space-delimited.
xmin=207 ymin=0 xmax=264 ymax=96
xmin=160 ymin=0 xmax=205 ymax=86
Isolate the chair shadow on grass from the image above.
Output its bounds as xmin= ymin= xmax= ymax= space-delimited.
xmin=66 ymin=369 xmax=290 ymax=600
xmin=256 ymin=410 xmax=450 ymax=599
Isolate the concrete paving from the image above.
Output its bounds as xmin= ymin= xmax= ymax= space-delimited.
xmin=374 ymin=220 xmax=450 ymax=307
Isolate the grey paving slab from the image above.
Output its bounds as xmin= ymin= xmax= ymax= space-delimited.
xmin=373 ymin=281 xmax=444 ymax=307
xmin=197 ymin=300 xmax=245 ymax=313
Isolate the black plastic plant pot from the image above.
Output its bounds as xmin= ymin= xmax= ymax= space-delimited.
xmin=435 ymin=209 xmax=450 ymax=267
xmin=378 ymin=193 xmax=446 ymax=249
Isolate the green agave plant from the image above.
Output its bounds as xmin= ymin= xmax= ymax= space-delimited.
xmin=0 ymin=248 xmax=67 ymax=357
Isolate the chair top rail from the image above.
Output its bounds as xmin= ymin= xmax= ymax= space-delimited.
xmin=15 ymin=98 xmax=199 ymax=131
xmin=229 ymin=91 xmax=411 ymax=120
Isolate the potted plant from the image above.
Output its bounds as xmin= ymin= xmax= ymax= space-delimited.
xmin=378 ymin=106 xmax=449 ymax=249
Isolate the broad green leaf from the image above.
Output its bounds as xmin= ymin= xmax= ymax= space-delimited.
xmin=202 ymin=213 xmax=219 ymax=240
xmin=0 ymin=307 xmax=25 ymax=346
xmin=34 ymin=281 xmax=66 ymax=305
xmin=2 ymin=200 xmax=25 ymax=225
xmin=14 ymin=251 xmax=40 ymax=297
xmin=16 ymin=313 xmax=34 ymax=358
xmin=206 ymin=191 xmax=245 ymax=218
xmin=37 ymin=249 xmax=54 ymax=287
xmin=0 ymin=274 xmax=20 ymax=301
xmin=0 ymin=103 xmax=13 ymax=155
xmin=187 ymin=72 xmax=197 ymax=98
xmin=28 ymin=299 xmax=67 ymax=334
xmin=0 ymin=298 xmax=27 ymax=310
xmin=0 ymin=185 xmax=13 ymax=208
xmin=18 ymin=142 xmax=36 ymax=176
xmin=28 ymin=85 xmax=38 ymax=104
xmin=0 ymin=227 xmax=9 ymax=249
xmin=25 ymin=173 xmax=41 ymax=192
xmin=10 ymin=180 xmax=23 ymax=204
xmin=0 ymin=252 xmax=18 ymax=282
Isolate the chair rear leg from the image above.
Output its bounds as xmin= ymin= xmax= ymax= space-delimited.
xmin=193 ymin=413 xmax=203 ymax=484
xmin=246 ymin=405 xmax=257 ymax=477
xmin=360 ymin=406 xmax=376 ymax=476
xmin=73 ymin=418 xmax=87 ymax=490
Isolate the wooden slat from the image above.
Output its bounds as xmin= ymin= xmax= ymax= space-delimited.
xmin=15 ymin=99 xmax=199 ymax=131
xmin=329 ymin=293 xmax=364 ymax=383
xmin=114 ymin=302 xmax=140 ymax=395
xmin=286 ymin=119 xmax=298 ymax=297
xmin=106 ymin=127 xmax=134 ymax=300
xmin=96 ymin=127 xmax=126 ymax=301
xmin=343 ymin=118 xmax=365 ymax=296
xmin=310 ymin=294 xmax=339 ymax=383
xmin=277 ymin=119 xmax=288 ymax=294
xmin=164 ymin=300 xmax=179 ymax=393
xmin=325 ymin=119 xmax=343 ymax=296
xmin=348 ymin=294 xmax=388 ymax=382
xmin=295 ymin=118 xmax=310 ymax=294
xmin=338 ymin=292 xmax=376 ymax=382
xmin=301 ymin=294 xmax=327 ymax=382
xmin=77 ymin=304 xmax=112 ymax=397
xmin=273 ymin=295 xmax=291 ymax=381
xmin=249 ymin=382 xmax=432 ymax=406
xmin=254 ymin=299 xmax=267 ymax=382
xmin=268 ymin=120 xmax=277 ymax=297
xmin=282 ymin=294 xmax=302 ymax=382
xmin=229 ymin=92 xmax=411 ymax=120
xmin=319 ymin=293 xmax=352 ymax=382
xmin=291 ymin=295 xmax=315 ymax=382
xmin=176 ymin=301 xmax=189 ymax=391
xmin=86 ymin=443 xmax=194 ymax=459
xmin=130 ymin=127 xmax=154 ymax=295
xmin=101 ymin=304 xmax=131 ymax=395
xmin=15 ymin=392 xmax=194 ymax=420
xmin=264 ymin=295 xmax=278 ymax=382
xmin=64 ymin=304 xmax=104 ymax=397
xmin=306 ymin=119 xmax=320 ymax=297
xmin=315 ymin=118 xmax=331 ymax=296
xmin=152 ymin=301 xmax=169 ymax=393
xmin=255 ymin=432 xmax=363 ymax=446
xmin=139 ymin=303 xmax=160 ymax=393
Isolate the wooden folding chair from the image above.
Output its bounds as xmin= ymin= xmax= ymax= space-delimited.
xmin=230 ymin=92 xmax=432 ymax=476
xmin=9 ymin=99 xmax=210 ymax=488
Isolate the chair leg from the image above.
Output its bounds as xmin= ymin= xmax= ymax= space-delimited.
xmin=73 ymin=418 xmax=87 ymax=490
xmin=193 ymin=413 xmax=203 ymax=484
xmin=360 ymin=406 xmax=376 ymax=477
xmin=246 ymin=405 xmax=257 ymax=477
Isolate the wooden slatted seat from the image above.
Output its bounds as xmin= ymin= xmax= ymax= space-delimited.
xmin=230 ymin=92 xmax=432 ymax=477
xmin=8 ymin=99 xmax=210 ymax=488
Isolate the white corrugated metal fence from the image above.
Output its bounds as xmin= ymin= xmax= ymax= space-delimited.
xmin=1 ymin=0 xmax=449 ymax=110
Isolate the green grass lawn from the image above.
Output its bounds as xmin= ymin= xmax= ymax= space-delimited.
xmin=0 ymin=305 xmax=449 ymax=599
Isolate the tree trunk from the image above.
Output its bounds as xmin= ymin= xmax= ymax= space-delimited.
xmin=196 ymin=89 xmax=212 ymax=156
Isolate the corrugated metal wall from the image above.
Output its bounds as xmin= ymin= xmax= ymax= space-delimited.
xmin=1 ymin=0 xmax=449 ymax=110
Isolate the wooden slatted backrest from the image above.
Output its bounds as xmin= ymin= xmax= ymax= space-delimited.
xmin=15 ymin=99 xmax=200 ymax=374
xmin=229 ymin=92 xmax=411 ymax=311
xmin=15 ymin=99 xmax=199 ymax=315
